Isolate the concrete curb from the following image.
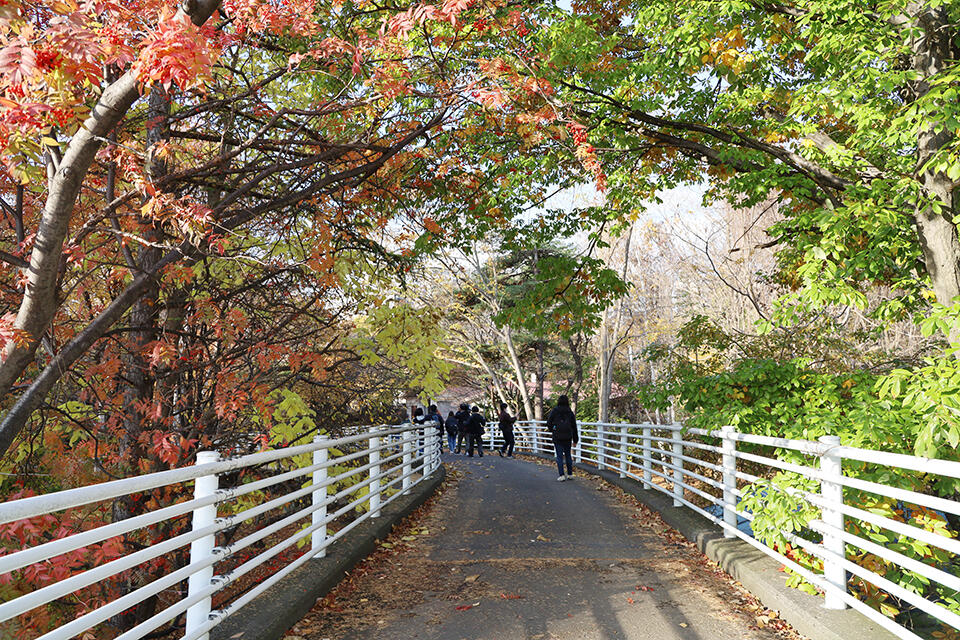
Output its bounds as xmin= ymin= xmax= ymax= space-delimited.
xmin=211 ymin=465 xmax=447 ymax=640
xmin=523 ymin=452 xmax=895 ymax=640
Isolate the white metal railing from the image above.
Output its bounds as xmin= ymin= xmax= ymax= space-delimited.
xmin=507 ymin=420 xmax=960 ymax=640
xmin=0 ymin=423 xmax=443 ymax=640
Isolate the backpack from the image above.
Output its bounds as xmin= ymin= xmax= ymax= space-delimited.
xmin=551 ymin=409 xmax=575 ymax=440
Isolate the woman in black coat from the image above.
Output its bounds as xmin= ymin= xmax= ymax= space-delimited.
xmin=545 ymin=395 xmax=579 ymax=481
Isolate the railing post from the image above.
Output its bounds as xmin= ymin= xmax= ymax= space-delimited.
xmin=598 ymin=423 xmax=606 ymax=469
xmin=619 ymin=424 xmax=628 ymax=478
xmin=186 ymin=451 xmax=220 ymax=640
xmin=575 ymin=430 xmax=582 ymax=463
xmin=819 ymin=435 xmax=848 ymax=610
xmin=721 ymin=426 xmax=737 ymax=538
xmin=312 ymin=435 xmax=329 ymax=556
xmin=368 ymin=428 xmax=381 ymax=517
xmin=642 ymin=424 xmax=652 ymax=489
xmin=402 ymin=427 xmax=413 ymax=495
xmin=533 ymin=425 xmax=540 ymax=454
xmin=671 ymin=427 xmax=683 ymax=507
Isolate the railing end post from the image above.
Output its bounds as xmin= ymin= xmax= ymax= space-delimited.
xmin=186 ymin=450 xmax=221 ymax=640
xmin=368 ymin=427 xmax=382 ymax=518
xmin=312 ymin=434 xmax=330 ymax=557
xmin=720 ymin=426 xmax=738 ymax=539
xmin=402 ymin=426 xmax=413 ymax=495
xmin=671 ymin=428 xmax=683 ymax=507
xmin=818 ymin=434 xmax=847 ymax=610
xmin=641 ymin=424 xmax=652 ymax=489
xmin=618 ymin=423 xmax=628 ymax=479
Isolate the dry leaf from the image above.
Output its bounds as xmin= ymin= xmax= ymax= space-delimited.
xmin=465 ymin=574 xmax=480 ymax=583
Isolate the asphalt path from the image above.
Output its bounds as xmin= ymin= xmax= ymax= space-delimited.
xmin=293 ymin=451 xmax=799 ymax=640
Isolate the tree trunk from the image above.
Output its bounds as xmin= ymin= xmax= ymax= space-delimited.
xmin=504 ymin=327 xmax=534 ymax=420
xmin=911 ymin=5 xmax=960 ymax=315
xmin=534 ymin=342 xmax=544 ymax=420
xmin=111 ymin=86 xmax=172 ymax=631
xmin=566 ymin=335 xmax=585 ymax=411
xmin=598 ymin=314 xmax=611 ymax=422
xmin=472 ymin=349 xmax=510 ymax=405
xmin=598 ymin=226 xmax=633 ymax=422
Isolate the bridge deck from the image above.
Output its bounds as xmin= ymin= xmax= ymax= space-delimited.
xmin=289 ymin=453 xmax=802 ymax=640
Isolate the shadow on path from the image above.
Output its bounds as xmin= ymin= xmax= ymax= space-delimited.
xmin=292 ymin=452 xmax=800 ymax=640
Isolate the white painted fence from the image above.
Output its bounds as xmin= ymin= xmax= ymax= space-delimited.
xmin=5 ymin=417 xmax=958 ymax=640
xmin=493 ymin=420 xmax=960 ymax=640
xmin=0 ymin=423 xmax=442 ymax=640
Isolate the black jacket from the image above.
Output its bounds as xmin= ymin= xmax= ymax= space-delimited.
xmin=545 ymin=405 xmax=578 ymax=442
xmin=498 ymin=410 xmax=516 ymax=434
xmin=455 ymin=409 xmax=471 ymax=434
xmin=467 ymin=411 xmax=486 ymax=435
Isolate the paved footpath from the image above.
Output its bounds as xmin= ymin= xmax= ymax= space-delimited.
xmin=291 ymin=452 xmax=801 ymax=640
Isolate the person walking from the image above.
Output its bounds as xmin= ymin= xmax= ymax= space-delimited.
xmin=546 ymin=395 xmax=578 ymax=481
xmin=427 ymin=404 xmax=444 ymax=455
xmin=466 ymin=405 xmax=486 ymax=457
xmin=454 ymin=403 xmax=471 ymax=454
xmin=411 ymin=406 xmax=427 ymax=456
xmin=412 ymin=406 xmax=426 ymax=424
xmin=444 ymin=410 xmax=458 ymax=453
xmin=498 ymin=403 xmax=516 ymax=457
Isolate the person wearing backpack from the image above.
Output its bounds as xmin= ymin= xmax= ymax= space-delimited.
xmin=545 ymin=395 xmax=579 ymax=481
xmin=466 ymin=405 xmax=486 ymax=457
xmin=454 ymin=403 xmax=471 ymax=454
xmin=498 ymin=403 xmax=516 ymax=457
xmin=444 ymin=411 xmax=458 ymax=453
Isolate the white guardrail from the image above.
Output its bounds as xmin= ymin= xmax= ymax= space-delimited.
xmin=488 ymin=420 xmax=960 ymax=640
xmin=0 ymin=423 xmax=442 ymax=640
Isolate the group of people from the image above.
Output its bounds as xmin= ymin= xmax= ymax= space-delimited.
xmin=408 ymin=395 xmax=581 ymax=481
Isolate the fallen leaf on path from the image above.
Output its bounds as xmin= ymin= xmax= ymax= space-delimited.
xmin=465 ymin=574 xmax=480 ymax=583
xmin=536 ymin=534 xmax=551 ymax=542
xmin=679 ymin=623 xmax=688 ymax=628
xmin=500 ymin=593 xmax=523 ymax=599
xmin=637 ymin=585 xmax=654 ymax=591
